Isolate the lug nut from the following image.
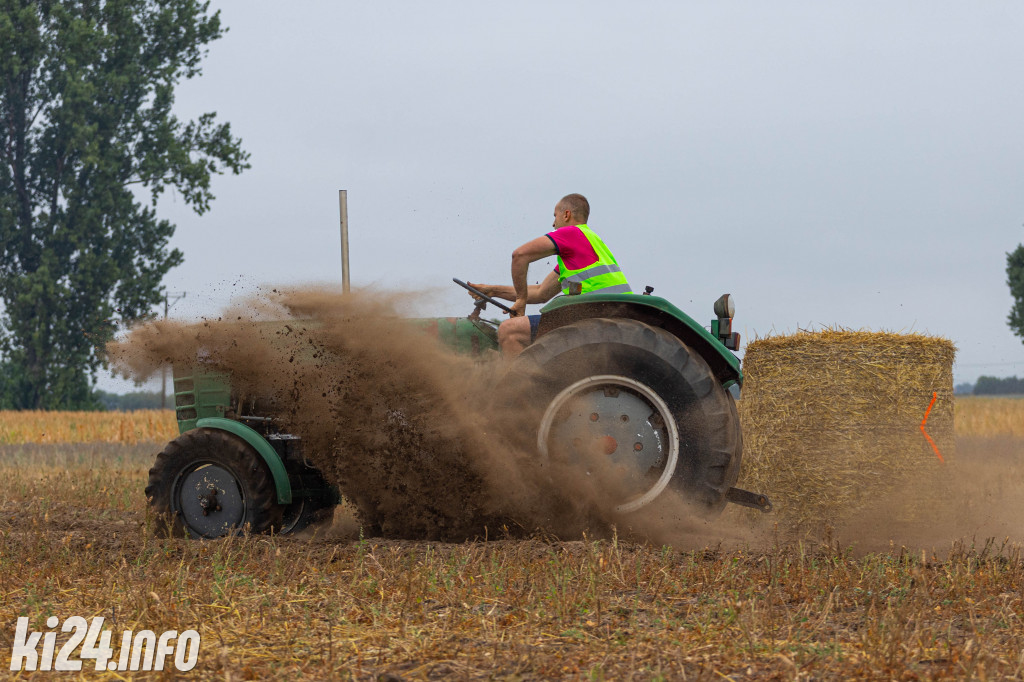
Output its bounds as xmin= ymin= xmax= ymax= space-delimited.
xmin=620 ymin=415 xmax=629 ymax=422
xmin=634 ymin=442 xmax=643 ymax=451
xmin=589 ymin=413 xmax=599 ymax=422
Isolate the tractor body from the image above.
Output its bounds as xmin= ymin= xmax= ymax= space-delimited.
xmin=150 ymin=292 xmax=767 ymax=539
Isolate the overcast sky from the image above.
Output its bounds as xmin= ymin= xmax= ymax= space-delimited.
xmin=104 ymin=1 xmax=1024 ymax=392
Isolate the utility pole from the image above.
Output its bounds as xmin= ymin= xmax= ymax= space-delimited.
xmin=339 ymin=189 xmax=350 ymax=293
xmin=161 ymin=291 xmax=187 ymax=409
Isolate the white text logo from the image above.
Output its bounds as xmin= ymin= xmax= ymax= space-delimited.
xmin=9 ymin=617 xmax=200 ymax=672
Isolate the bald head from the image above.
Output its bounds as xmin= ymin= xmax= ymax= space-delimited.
xmin=554 ymin=193 xmax=590 ymax=227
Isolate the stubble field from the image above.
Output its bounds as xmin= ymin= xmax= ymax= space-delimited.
xmin=1 ymin=397 xmax=1023 ymax=680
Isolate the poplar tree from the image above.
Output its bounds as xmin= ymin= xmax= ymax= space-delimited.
xmin=0 ymin=0 xmax=248 ymax=408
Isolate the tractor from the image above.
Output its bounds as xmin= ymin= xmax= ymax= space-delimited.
xmin=145 ymin=282 xmax=771 ymax=539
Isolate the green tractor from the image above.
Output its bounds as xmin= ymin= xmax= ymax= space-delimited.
xmin=145 ymin=282 xmax=770 ymax=539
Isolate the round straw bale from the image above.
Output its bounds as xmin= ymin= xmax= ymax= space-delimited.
xmin=737 ymin=329 xmax=955 ymax=532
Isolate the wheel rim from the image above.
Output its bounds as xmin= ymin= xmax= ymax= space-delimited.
xmin=171 ymin=462 xmax=247 ymax=538
xmin=537 ymin=375 xmax=679 ymax=513
xmin=280 ymin=498 xmax=307 ymax=534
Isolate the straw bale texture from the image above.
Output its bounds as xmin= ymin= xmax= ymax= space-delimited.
xmin=738 ymin=329 xmax=955 ymax=531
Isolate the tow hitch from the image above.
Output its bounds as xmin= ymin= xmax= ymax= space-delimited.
xmin=726 ymin=487 xmax=773 ymax=513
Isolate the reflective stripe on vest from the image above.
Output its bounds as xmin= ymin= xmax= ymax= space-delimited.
xmin=556 ymin=224 xmax=632 ymax=295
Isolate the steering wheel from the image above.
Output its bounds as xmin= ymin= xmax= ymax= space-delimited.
xmin=452 ymin=278 xmax=513 ymax=315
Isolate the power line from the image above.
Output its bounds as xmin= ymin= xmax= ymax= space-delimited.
xmin=161 ymin=292 xmax=186 ymax=409
xmin=954 ymin=360 xmax=1024 ymax=368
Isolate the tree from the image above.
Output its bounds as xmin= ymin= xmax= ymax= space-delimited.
xmin=92 ymin=388 xmax=162 ymax=410
xmin=953 ymin=382 xmax=974 ymax=395
xmin=973 ymin=375 xmax=1024 ymax=396
xmin=0 ymin=0 xmax=248 ymax=408
xmin=1007 ymin=244 xmax=1024 ymax=342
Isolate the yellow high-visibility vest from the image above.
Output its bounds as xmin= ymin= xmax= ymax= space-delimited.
xmin=556 ymin=224 xmax=632 ymax=295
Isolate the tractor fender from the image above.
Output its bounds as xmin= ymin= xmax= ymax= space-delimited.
xmin=194 ymin=418 xmax=292 ymax=505
xmin=537 ymin=294 xmax=743 ymax=387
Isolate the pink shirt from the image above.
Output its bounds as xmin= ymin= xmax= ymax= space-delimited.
xmin=546 ymin=225 xmax=599 ymax=275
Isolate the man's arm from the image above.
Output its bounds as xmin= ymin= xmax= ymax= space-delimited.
xmin=534 ymin=269 xmax=562 ymax=302
xmin=510 ymin=236 xmax=557 ymax=315
xmin=468 ymin=268 xmax=559 ymax=304
xmin=467 ymin=236 xmax=559 ymax=310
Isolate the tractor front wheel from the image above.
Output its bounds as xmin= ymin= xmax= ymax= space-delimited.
xmin=146 ymin=428 xmax=284 ymax=538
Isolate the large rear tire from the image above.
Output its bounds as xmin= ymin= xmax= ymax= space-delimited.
xmin=507 ymin=318 xmax=742 ymax=515
xmin=146 ymin=429 xmax=284 ymax=538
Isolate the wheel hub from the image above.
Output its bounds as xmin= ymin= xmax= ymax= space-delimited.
xmin=197 ymin=485 xmax=222 ymax=516
xmin=549 ymin=387 xmax=665 ymax=474
xmin=538 ymin=375 xmax=679 ymax=513
xmin=175 ymin=464 xmax=245 ymax=538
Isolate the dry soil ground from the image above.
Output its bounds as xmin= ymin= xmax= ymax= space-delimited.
xmin=1 ymin=429 xmax=1023 ymax=680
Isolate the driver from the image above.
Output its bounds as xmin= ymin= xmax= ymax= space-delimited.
xmin=469 ymin=193 xmax=632 ymax=358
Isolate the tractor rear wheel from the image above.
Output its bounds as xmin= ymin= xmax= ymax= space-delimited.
xmin=508 ymin=318 xmax=742 ymax=515
xmin=146 ymin=428 xmax=284 ymax=538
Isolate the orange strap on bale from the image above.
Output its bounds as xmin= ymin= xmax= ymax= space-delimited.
xmin=920 ymin=391 xmax=944 ymax=463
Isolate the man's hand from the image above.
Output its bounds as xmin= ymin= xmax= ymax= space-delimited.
xmin=466 ymin=282 xmax=490 ymax=301
xmin=510 ymin=298 xmax=527 ymax=318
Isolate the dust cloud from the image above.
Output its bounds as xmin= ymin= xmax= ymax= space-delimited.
xmin=712 ymin=435 xmax=1024 ymax=555
xmin=826 ymin=436 xmax=1024 ymax=553
xmin=110 ymin=287 xmax=687 ymax=541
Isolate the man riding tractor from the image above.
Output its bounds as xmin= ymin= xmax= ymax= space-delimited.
xmin=468 ymin=193 xmax=631 ymax=357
